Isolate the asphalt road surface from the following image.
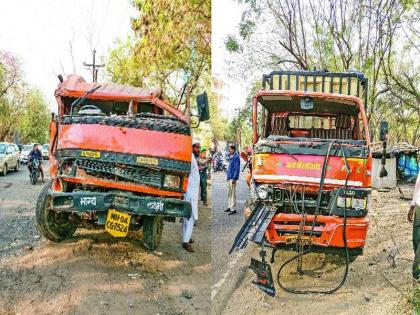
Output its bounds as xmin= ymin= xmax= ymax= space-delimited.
xmin=211 ymin=168 xmax=252 ymax=313
xmin=0 ymin=164 xmax=211 ymax=314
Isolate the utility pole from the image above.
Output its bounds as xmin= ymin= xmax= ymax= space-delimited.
xmin=83 ymin=49 xmax=104 ymax=83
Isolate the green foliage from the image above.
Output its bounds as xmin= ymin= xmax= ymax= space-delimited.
xmin=107 ymin=0 xmax=211 ymax=101
xmin=18 ymin=89 xmax=50 ymax=144
xmin=0 ymin=51 xmax=50 ymax=144
xmin=208 ymin=91 xmax=228 ymax=141
xmin=407 ymin=285 xmax=420 ymax=314
xmin=224 ymin=80 xmax=261 ymax=149
xmin=226 ymin=0 xmax=420 ymax=145
xmin=225 ymin=35 xmax=240 ymax=52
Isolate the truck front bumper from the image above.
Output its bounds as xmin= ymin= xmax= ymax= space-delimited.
xmin=265 ymin=213 xmax=369 ymax=249
xmin=48 ymin=190 xmax=191 ymax=218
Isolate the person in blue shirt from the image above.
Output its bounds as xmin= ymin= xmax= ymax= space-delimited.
xmin=225 ymin=145 xmax=240 ymax=215
xmin=28 ymin=144 xmax=44 ymax=182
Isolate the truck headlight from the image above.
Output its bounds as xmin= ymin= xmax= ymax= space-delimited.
xmin=337 ymin=191 xmax=368 ymax=210
xmin=163 ymin=174 xmax=181 ymax=189
xmin=337 ymin=196 xmax=352 ymax=208
xmin=257 ymin=185 xmax=269 ymax=199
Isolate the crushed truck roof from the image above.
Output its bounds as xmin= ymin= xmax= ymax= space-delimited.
xmin=55 ymin=74 xmax=162 ymax=100
xmin=55 ymin=75 xmax=188 ymax=123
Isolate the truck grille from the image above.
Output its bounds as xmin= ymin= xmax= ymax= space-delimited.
xmin=73 ymin=159 xmax=163 ymax=188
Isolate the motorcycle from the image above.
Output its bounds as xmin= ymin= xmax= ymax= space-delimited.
xmin=29 ymin=159 xmax=41 ymax=185
xmin=212 ymin=152 xmax=226 ymax=172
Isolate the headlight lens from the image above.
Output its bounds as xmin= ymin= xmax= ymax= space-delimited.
xmin=257 ymin=185 xmax=269 ymax=199
xmin=337 ymin=191 xmax=368 ymax=210
xmin=163 ymin=174 xmax=181 ymax=189
xmin=337 ymin=196 xmax=352 ymax=208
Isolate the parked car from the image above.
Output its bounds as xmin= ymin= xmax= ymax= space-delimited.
xmin=42 ymin=144 xmax=49 ymax=160
xmin=0 ymin=142 xmax=20 ymax=176
xmin=20 ymin=144 xmax=34 ymax=164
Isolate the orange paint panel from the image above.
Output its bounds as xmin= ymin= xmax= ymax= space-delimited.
xmin=265 ymin=213 xmax=369 ymax=248
xmin=253 ymin=153 xmax=369 ymax=188
xmin=57 ymin=124 xmax=192 ymax=162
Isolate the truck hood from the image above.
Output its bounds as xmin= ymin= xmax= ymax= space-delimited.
xmin=56 ymin=123 xmax=192 ymax=163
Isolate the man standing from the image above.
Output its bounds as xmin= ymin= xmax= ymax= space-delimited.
xmin=225 ymin=145 xmax=240 ymax=215
xmin=408 ymin=173 xmax=420 ymax=283
xmin=198 ymin=148 xmax=208 ymax=207
xmin=182 ymin=147 xmax=200 ymax=252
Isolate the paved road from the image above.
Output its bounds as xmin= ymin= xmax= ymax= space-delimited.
xmin=211 ymin=167 xmax=252 ymax=313
xmin=0 ymin=163 xmax=47 ymax=256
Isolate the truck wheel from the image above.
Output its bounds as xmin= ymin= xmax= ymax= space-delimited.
xmin=2 ymin=164 xmax=7 ymax=176
xmin=142 ymin=216 xmax=163 ymax=251
xmin=35 ymin=181 xmax=78 ymax=242
xmin=14 ymin=161 xmax=19 ymax=172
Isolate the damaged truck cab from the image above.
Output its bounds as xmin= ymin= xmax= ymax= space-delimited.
xmin=36 ymin=75 xmax=203 ymax=250
xmin=231 ymin=70 xmax=372 ymax=295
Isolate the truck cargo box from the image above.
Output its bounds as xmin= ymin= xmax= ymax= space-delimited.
xmin=262 ymin=70 xmax=368 ymax=109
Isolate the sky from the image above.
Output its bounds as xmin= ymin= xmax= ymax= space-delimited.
xmin=0 ymin=0 xmax=249 ymax=118
xmin=212 ymin=0 xmax=248 ymax=118
xmin=0 ymin=0 xmax=137 ymax=111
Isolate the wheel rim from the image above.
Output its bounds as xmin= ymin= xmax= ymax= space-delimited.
xmin=44 ymin=195 xmax=76 ymax=233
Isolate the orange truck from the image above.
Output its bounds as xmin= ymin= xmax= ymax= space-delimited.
xmin=35 ymin=75 xmax=208 ymax=250
xmin=230 ymin=70 xmax=381 ymax=296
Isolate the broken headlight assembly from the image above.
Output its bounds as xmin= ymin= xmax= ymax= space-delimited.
xmin=331 ymin=188 xmax=371 ymax=216
xmin=163 ymin=174 xmax=181 ymax=189
xmin=256 ymin=184 xmax=270 ymax=200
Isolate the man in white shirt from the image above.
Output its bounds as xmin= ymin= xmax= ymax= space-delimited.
xmin=408 ymin=174 xmax=420 ymax=282
xmin=182 ymin=150 xmax=200 ymax=252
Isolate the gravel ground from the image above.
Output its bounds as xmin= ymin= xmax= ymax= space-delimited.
xmin=0 ymin=165 xmax=211 ymax=314
xmin=212 ymin=168 xmax=416 ymax=314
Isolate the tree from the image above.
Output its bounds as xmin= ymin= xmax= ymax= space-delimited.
xmin=0 ymin=51 xmax=50 ymax=143
xmin=18 ymin=89 xmax=50 ymax=144
xmin=225 ymin=0 xmax=419 ymax=144
xmin=107 ymin=0 xmax=211 ymax=104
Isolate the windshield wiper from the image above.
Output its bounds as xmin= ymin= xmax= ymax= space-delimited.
xmin=70 ymin=85 xmax=102 ymax=115
xmin=258 ymin=142 xmax=291 ymax=155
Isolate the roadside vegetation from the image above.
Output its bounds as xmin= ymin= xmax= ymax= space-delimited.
xmin=0 ymin=51 xmax=50 ymax=143
xmin=224 ymin=0 xmax=420 ymax=147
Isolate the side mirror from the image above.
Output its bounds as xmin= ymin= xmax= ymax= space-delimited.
xmin=379 ymin=121 xmax=388 ymax=142
xmin=196 ymin=92 xmax=210 ymax=122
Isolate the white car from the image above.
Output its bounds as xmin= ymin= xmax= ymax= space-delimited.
xmin=20 ymin=144 xmax=34 ymax=164
xmin=42 ymin=144 xmax=49 ymax=160
xmin=0 ymin=142 xmax=20 ymax=176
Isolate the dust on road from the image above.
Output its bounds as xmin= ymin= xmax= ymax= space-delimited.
xmin=0 ymin=166 xmax=211 ymax=315
xmin=213 ymin=169 xmax=416 ymax=314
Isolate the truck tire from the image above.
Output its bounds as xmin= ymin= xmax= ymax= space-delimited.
xmin=35 ymin=181 xmax=78 ymax=242
xmin=14 ymin=161 xmax=19 ymax=172
xmin=142 ymin=216 xmax=163 ymax=251
xmin=2 ymin=164 xmax=7 ymax=176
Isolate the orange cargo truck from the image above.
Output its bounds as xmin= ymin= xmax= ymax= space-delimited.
xmin=35 ymin=75 xmax=208 ymax=250
xmin=230 ymin=70 xmax=379 ymax=296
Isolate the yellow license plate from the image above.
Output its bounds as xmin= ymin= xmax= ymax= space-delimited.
xmin=105 ymin=209 xmax=131 ymax=237
xmin=285 ymin=235 xmax=311 ymax=244
xmin=81 ymin=150 xmax=101 ymax=158
xmin=136 ymin=156 xmax=158 ymax=165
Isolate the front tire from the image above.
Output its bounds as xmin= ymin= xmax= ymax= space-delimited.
xmin=142 ymin=216 xmax=163 ymax=250
xmin=2 ymin=164 xmax=7 ymax=176
xmin=35 ymin=181 xmax=78 ymax=242
xmin=14 ymin=161 xmax=19 ymax=172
